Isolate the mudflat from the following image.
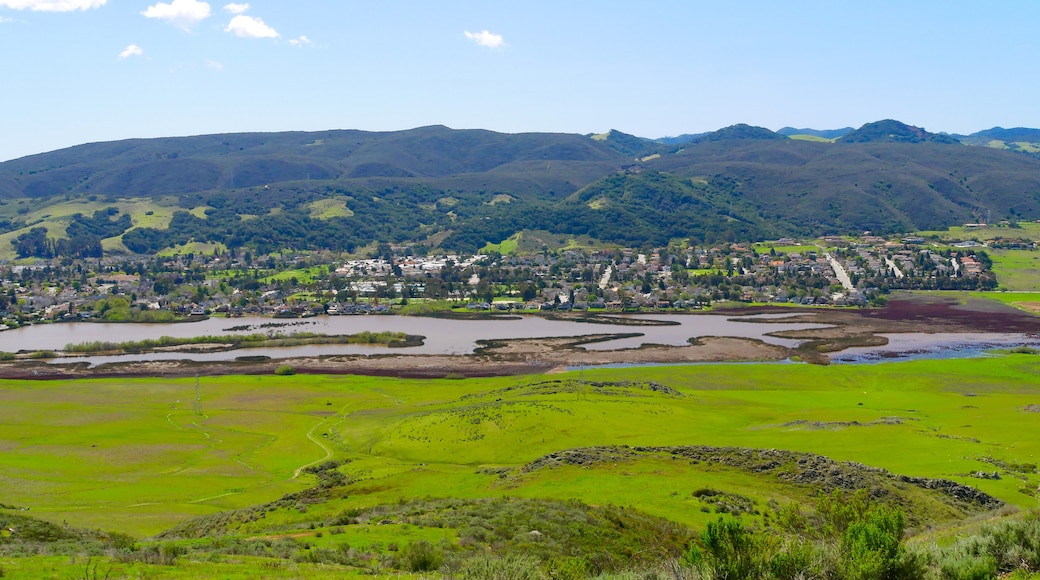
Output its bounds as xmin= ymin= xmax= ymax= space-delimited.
xmin=1 ymin=293 xmax=1036 ymax=379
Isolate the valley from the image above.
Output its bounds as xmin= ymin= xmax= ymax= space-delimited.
xmin=1 ymin=122 xmax=1040 ymax=579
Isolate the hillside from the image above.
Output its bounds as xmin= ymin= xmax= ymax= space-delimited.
xmin=954 ymin=126 xmax=1040 ymax=159
xmin=2 ymin=358 xmax=1039 ymax=577
xmin=647 ymin=137 xmax=1040 ymax=234
xmin=0 ymin=126 xmax=623 ymax=201
xmin=957 ymin=126 xmax=1040 ymax=144
xmin=2 ymin=121 xmax=1040 ymax=256
xmin=838 ymin=119 xmax=960 ymax=144
xmin=777 ymin=126 xmax=854 ymax=139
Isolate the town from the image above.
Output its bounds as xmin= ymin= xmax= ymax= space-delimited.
xmin=0 ymin=233 xmax=1000 ymax=328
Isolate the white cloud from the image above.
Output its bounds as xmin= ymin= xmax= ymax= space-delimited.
xmin=142 ymin=0 xmax=210 ymax=30
xmin=206 ymin=59 xmax=223 ymax=71
xmin=0 ymin=15 xmax=11 ymax=22
xmin=464 ymin=30 xmax=505 ymax=49
xmin=225 ymin=14 xmax=276 ymax=38
xmin=288 ymin=35 xmax=312 ymax=47
xmin=118 ymin=44 xmax=143 ymax=59
xmin=0 ymin=0 xmax=105 ymax=11
xmin=223 ymin=2 xmax=247 ymax=14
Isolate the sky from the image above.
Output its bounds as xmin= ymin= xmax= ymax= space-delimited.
xmin=1 ymin=0 xmax=1039 ymax=161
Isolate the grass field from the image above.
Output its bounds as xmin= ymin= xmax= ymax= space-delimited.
xmin=0 ymin=196 xmax=212 ymax=259
xmin=309 ymin=198 xmax=354 ymax=219
xmin=2 ymin=356 xmax=1039 ymax=539
xmin=917 ymin=223 xmax=1040 ymax=242
xmin=156 ymin=241 xmax=229 ymax=257
xmin=262 ymin=266 xmax=330 ymax=283
xmin=787 ymin=134 xmax=836 ymax=143
xmin=753 ymin=243 xmax=821 ymax=255
xmin=3 ymin=357 xmax=1040 ymax=577
xmin=481 ymin=229 xmax=615 ymax=255
xmin=990 ymin=249 xmax=1040 ymax=291
xmin=481 ymin=232 xmax=521 ymax=255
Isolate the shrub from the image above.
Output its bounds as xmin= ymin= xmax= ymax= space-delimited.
xmin=454 ymin=553 xmax=544 ymax=579
xmin=399 ymin=540 xmax=443 ymax=572
xmin=981 ymin=512 xmax=1040 ymax=574
xmin=274 ymin=365 xmax=296 ymax=376
xmin=769 ymin=538 xmax=824 ymax=579
xmin=938 ymin=551 xmax=998 ymax=580
xmin=691 ymin=516 xmax=762 ymax=579
xmin=839 ymin=505 xmax=924 ymax=579
xmin=543 ymin=555 xmax=590 ymax=579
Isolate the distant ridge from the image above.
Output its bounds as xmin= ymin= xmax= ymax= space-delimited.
xmin=961 ymin=127 xmax=1040 ymax=143
xmin=691 ymin=124 xmax=787 ymax=142
xmin=654 ymin=133 xmax=708 ymax=145
xmin=839 ymin=119 xmax=960 ymax=144
xmin=2 ymin=119 xmax=1040 ymax=256
xmin=591 ymin=129 xmax=663 ymax=158
xmin=777 ymin=127 xmax=854 ymax=139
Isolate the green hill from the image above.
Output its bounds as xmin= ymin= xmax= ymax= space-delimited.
xmin=692 ymin=123 xmax=788 ymax=143
xmin=777 ymin=126 xmax=854 ymax=139
xmin=2 ymin=121 xmax=1040 ymax=255
xmin=838 ymin=119 xmax=960 ymax=144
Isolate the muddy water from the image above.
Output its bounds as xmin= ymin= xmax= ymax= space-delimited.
xmin=0 ymin=313 xmax=829 ymax=365
xmin=829 ymin=332 xmax=1040 ymax=363
xmin=5 ymin=313 xmax=1032 ymax=367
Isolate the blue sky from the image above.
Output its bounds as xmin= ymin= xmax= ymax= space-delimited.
xmin=1 ymin=0 xmax=1038 ymax=161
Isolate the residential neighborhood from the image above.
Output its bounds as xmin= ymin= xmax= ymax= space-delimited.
xmin=0 ymin=234 xmax=1000 ymax=328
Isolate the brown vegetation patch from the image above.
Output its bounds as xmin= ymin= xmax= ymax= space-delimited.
xmin=782 ymin=417 xmax=911 ymax=429
xmin=859 ymin=295 xmax=1040 ymax=333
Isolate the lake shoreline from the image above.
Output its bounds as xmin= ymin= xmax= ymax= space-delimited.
xmin=0 ymin=293 xmax=1037 ymax=379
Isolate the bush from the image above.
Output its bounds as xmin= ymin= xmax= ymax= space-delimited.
xmin=543 ymin=555 xmax=590 ymax=579
xmin=981 ymin=512 xmax=1040 ymax=574
xmin=839 ymin=505 xmax=923 ymax=579
xmin=399 ymin=540 xmax=443 ymax=572
xmin=690 ymin=516 xmax=762 ymax=579
xmin=938 ymin=551 xmax=998 ymax=580
xmin=769 ymin=538 xmax=825 ymax=579
xmin=274 ymin=365 xmax=296 ymax=376
xmin=117 ymin=542 xmax=184 ymax=565
xmin=454 ymin=553 xmax=544 ymax=579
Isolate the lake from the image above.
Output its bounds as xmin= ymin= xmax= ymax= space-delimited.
xmin=2 ymin=313 xmax=1036 ymax=367
xmin=0 ymin=312 xmax=827 ymax=365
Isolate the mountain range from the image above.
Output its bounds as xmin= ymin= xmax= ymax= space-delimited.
xmin=1 ymin=120 xmax=1039 ymax=257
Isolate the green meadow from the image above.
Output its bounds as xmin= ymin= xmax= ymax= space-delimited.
xmin=481 ymin=229 xmax=614 ymax=256
xmin=753 ymin=243 xmax=822 ymax=255
xmin=917 ymin=222 xmax=1040 ymax=242
xmin=0 ymin=196 xmax=208 ymax=259
xmin=2 ymin=357 xmax=1040 ymax=577
xmin=787 ymin=134 xmax=837 ymax=143
xmin=2 ymin=358 xmax=1039 ymax=533
xmin=990 ymin=249 xmax=1040 ymax=291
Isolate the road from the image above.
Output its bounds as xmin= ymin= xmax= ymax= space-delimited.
xmin=825 ymin=253 xmax=854 ymax=291
xmin=884 ymin=257 xmax=905 ymax=279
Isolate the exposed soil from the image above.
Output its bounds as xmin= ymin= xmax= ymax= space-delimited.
xmin=2 ymin=293 xmax=1037 ymax=380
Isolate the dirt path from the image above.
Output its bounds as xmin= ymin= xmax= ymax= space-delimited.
xmin=291 ymin=408 xmax=344 ymax=479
